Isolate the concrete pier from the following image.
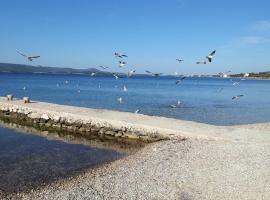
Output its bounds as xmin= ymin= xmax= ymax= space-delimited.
xmin=0 ymin=97 xmax=234 ymax=142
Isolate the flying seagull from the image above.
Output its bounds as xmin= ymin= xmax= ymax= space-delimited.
xmin=127 ymin=70 xmax=136 ymax=77
xmin=112 ymin=73 xmax=120 ymax=79
xmin=232 ymin=95 xmax=244 ymax=100
xmin=206 ymin=50 xmax=216 ymax=62
xmin=99 ymin=66 xmax=109 ymax=70
xmin=176 ymin=59 xmax=184 ymax=63
xmin=170 ymin=100 xmax=181 ymax=108
xmin=123 ymin=85 xmax=128 ymax=92
xmin=117 ymin=97 xmax=122 ymax=104
xmin=232 ymin=81 xmax=240 ymax=86
xmin=196 ymin=60 xmax=207 ymax=64
xmin=119 ymin=61 xmax=126 ymax=68
xmin=91 ymin=72 xmax=96 ymax=76
xmin=145 ymin=70 xmax=162 ymax=77
xmin=114 ymin=53 xmax=128 ymax=58
xmin=175 ymin=76 xmax=186 ymax=85
xmin=16 ymin=51 xmax=40 ymax=61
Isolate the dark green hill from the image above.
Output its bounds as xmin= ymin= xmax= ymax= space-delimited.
xmin=0 ymin=63 xmax=109 ymax=75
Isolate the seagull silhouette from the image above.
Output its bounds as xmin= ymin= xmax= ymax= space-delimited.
xmin=127 ymin=70 xmax=136 ymax=77
xmin=99 ymin=66 xmax=109 ymax=70
xmin=196 ymin=60 xmax=207 ymax=64
xmin=176 ymin=59 xmax=184 ymax=63
xmin=206 ymin=50 xmax=216 ymax=62
xmin=145 ymin=70 xmax=162 ymax=77
xmin=175 ymin=77 xmax=186 ymax=85
xmin=17 ymin=51 xmax=40 ymax=61
xmin=232 ymin=95 xmax=244 ymax=100
xmin=114 ymin=53 xmax=128 ymax=58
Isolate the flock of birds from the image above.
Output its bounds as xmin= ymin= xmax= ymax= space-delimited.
xmin=16 ymin=49 xmax=246 ymax=113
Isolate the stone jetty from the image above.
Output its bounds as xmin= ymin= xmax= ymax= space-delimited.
xmin=0 ymin=97 xmax=230 ymax=142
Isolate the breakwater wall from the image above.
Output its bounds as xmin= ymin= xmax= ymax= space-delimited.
xmin=0 ymin=97 xmax=182 ymax=142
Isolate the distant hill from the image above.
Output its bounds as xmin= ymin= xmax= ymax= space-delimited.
xmin=0 ymin=63 xmax=110 ymax=75
xmin=230 ymin=71 xmax=270 ymax=79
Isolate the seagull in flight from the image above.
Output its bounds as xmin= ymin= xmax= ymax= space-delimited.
xmin=123 ymin=85 xmax=128 ymax=92
xmin=112 ymin=73 xmax=121 ymax=79
xmin=119 ymin=61 xmax=126 ymax=68
xmin=176 ymin=59 xmax=184 ymax=63
xmin=17 ymin=51 xmax=40 ymax=61
xmin=145 ymin=70 xmax=162 ymax=77
xmin=232 ymin=95 xmax=244 ymax=100
xmin=91 ymin=72 xmax=96 ymax=76
xmin=232 ymin=81 xmax=240 ymax=86
xmin=127 ymin=70 xmax=136 ymax=77
xmin=206 ymin=50 xmax=216 ymax=62
xmin=196 ymin=60 xmax=207 ymax=64
xmin=117 ymin=97 xmax=123 ymax=104
xmin=175 ymin=77 xmax=186 ymax=85
xmin=114 ymin=53 xmax=128 ymax=58
xmin=170 ymin=100 xmax=181 ymax=108
xmin=99 ymin=66 xmax=109 ymax=70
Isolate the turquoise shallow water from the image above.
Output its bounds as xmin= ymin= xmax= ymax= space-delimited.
xmin=1 ymin=73 xmax=270 ymax=125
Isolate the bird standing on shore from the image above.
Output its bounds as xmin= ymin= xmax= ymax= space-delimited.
xmin=135 ymin=109 xmax=141 ymax=114
xmin=16 ymin=51 xmax=40 ymax=61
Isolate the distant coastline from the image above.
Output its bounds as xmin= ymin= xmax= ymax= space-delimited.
xmin=0 ymin=62 xmax=269 ymax=79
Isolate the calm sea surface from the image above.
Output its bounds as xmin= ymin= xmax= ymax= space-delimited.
xmin=1 ymin=73 xmax=270 ymax=125
xmin=0 ymin=72 xmax=269 ymax=194
xmin=0 ymin=124 xmax=124 ymax=194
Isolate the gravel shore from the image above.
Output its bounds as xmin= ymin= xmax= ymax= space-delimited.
xmin=4 ymin=122 xmax=270 ymax=200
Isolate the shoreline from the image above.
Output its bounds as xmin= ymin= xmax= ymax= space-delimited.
xmin=1 ymin=97 xmax=270 ymax=199
xmin=0 ymin=97 xmax=229 ymax=142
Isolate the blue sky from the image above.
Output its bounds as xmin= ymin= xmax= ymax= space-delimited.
xmin=0 ymin=0 xmax=270 ymax=75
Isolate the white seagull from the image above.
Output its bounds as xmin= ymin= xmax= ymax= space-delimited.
xmin=16 ymin=51 xmax=40 ymax=61
xmin=135 ymin=109 xmax=141 ymax=114
xmin=117 ymin=97 xmax=122 ymax=104
xmin=206 ymin=50 xmax=216 ymax=62
xmin=112 ymin=73 xmax=120 ymax=79
xmin=123 ymin=85 xmax=128 ymax=92
xmin=127 ymin=70 xmax=136 ymax=77
xmin=91 ymin=72 xmax=96 ymax=76
xmin=119 ymin=61 xmax=126 ymax=68
xmin=232 ymin=95 xmax=244 ymax=100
